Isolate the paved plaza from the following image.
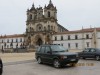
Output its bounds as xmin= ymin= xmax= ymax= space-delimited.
xmin=0 ymin=50 xmax=81 ymax=63
xmin=0 ymin=52 xmax=35 ymax=63
xmin=0 ymin=52 xmax=100 ymax=75
xmin=3 ymin=59 xmax=100 ymax=75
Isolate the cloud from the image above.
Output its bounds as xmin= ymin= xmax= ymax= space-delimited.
xmin=0 ymin=0 xmax=100 ymax=35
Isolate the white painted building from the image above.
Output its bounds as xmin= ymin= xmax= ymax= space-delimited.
xmin=0 ymin=27 xmax=100 ymax=52
xmin=52 ymin=28 xmax=100 ymax=50
xmin=0 ymin=0 xmax=100 ymax=52
xmin=0 ymin=34 xmax=25 ymax=51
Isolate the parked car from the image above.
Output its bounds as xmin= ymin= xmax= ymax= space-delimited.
xmin=35 ymin=45 xmax=79 ymax=68
xmin=78 ymin=48 xmax=100 ymax=61
xmin=0 ymin=58 xmax=3 ymax=75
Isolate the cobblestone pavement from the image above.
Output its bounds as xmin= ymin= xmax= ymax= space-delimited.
xmin=3 ymin=59 xmax=100 ymax=75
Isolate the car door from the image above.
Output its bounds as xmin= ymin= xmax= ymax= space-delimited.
xmin=39 ymin=46 xmax=46 ymax=62
xmin=43 ymin=46 xmax=53 ymax=63
xmin=89 ymin=48 xmax=96 ymax=58
xmin=81 ymin=48 xmax=90 ymax=58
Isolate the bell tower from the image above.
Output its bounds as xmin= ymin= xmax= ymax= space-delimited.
xmin=44 ymin=0 xmax=57 ymax=19
xmin=27 ymin=3 xmax=37 ymax=21
xmin=43 ymin=0 xmax=58 ymax=32
xmin=36 ymin=6 xmax=43 ymax=19
xmin=26 ymin=2 xmax=37 ymax=46
xmin=25 ymin=0 xmax=67 ymax=47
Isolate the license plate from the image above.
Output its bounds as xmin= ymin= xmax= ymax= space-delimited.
xmin=71 ymin=59 xmax=76 ymax=61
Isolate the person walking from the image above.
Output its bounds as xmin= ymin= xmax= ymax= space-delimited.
xmin=0 ymin=58 xmax=3 ymax=75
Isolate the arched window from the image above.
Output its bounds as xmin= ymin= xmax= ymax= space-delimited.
xmin=44 ymin=27 xmax=46 ymax=31
xmin=32 ymin=28 xmax=34 ymax=31
xmin=68 ymin=43 xmax=70 ymax=48
xmin=86 ymin=42 xmax=89 ymax=47
xmin=37 ymin=24 xmax=43 ymax=31
xmin=20 ymin=38 xmax=22 ymax=42
xmin=86 ymin=34 xmax=89 ymax=39
xmin=39 ymin=27 xmax=42 ymax=30
xmin=48 ymin=11 xmax=50 ymax=17
xmin=30 ymin=27 xmax=31 ymax=31
xmin=75 ymin=35 xmax=78 ymax=39
xmin=16 ymin=43 xmax=18 ymax=48
xmin=11 ymin=39 xmax=13 ymax=43
xmin=68 ymin=35 xmax=70 ymax=40
xmin=48 ymin=25 xmax=50 ymax=31
xmin=55 ymin=36 xmax=57 ymax=41
xmin=2 ymin=40 xmax=3 ymax=43
xmin=10 ymin=42 xmax=13 ymax=48
xmin=75 ymin=43 xmax=78 ymax=48
xmin=30 ymin=14 xmax=32 ymax=20
xmin=16 ymin=39 xmax=18 ymax=42
xmin=61 ymin=36 xmax=63 ymax=40
xmin=4 ymin=43 xmax=6 ymax=47
xmin=7 ymin=39 xmax=9 ymax=43
xmin=51 ymin=26 xmax=53 ymax=30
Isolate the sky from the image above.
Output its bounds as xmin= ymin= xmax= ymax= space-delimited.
xmin=0 ymin=0 xmax=100 ymax=35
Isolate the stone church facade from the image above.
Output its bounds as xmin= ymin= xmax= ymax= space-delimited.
xmin=25 ymin=0 xmax=68 ymax=47
xmin=1 ymin=0 xmax=100 ymax=52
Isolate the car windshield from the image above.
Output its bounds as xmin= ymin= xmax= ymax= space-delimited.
xmin=51 ymin=45 xmax=67 ymax=52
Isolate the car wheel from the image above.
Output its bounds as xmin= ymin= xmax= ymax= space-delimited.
xmin=53 ymin=59 xmax=61 ymax=68
xmin=96 ymin=56 xmax=100 ymax=61
xmin=37 ymin=57 xmax=42 ymax=64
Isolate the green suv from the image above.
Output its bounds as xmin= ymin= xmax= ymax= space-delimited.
xmin=35 ymin=45 xmax=79 ymax=68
